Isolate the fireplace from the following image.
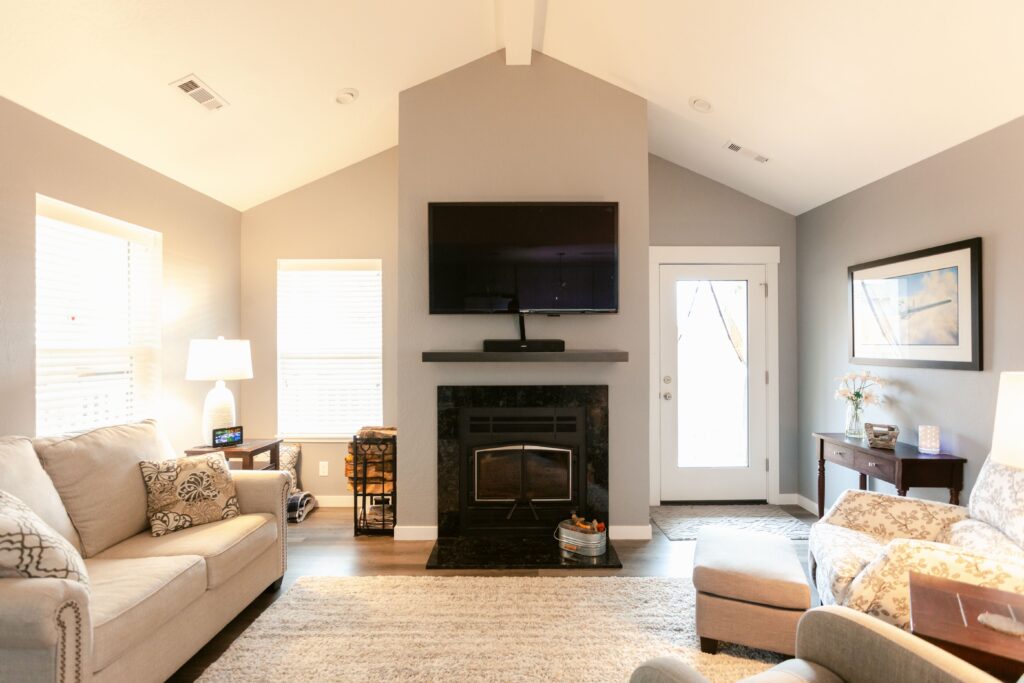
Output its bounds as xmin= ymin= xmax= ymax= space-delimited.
xmin=474 ymin=444 xmax=572 ymax=502
xmin=430 ymin=385 xmax=619 ymax=569
xmin=458 ymin=406 xmax=585 ymax=535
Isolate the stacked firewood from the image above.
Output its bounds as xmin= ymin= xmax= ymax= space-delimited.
xmin=345 ymin=426 xmax=396 ymax=494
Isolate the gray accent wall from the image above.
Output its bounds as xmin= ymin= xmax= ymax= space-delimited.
xmin=797 ymin=116 xmax=1024 ymax=507
xmin=0 ymin=96 xmax=241 ymax=451
xmin=649 ymin=155 xmax=799 ymax=493
xmin=239 ymin=148 xmax=399 ymax=497
xmin=397 ymin=51 xmax=651 ymax=530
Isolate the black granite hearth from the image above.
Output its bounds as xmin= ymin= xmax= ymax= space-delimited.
xmin=426 ymin=535 xmax=622 ymax=569
xmin=429 ymin=385 xmax=618 ymax=569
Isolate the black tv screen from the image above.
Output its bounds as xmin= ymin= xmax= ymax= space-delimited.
xmin=429 ymin=202 xmax=618 ymax=314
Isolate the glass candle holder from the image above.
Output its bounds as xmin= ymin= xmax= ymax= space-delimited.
xmin=918 ymin=425 xmax=941 ymax=454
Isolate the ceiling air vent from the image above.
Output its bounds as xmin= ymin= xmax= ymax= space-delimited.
xmin=724 ymin=140 xmax=769 ymax=164
xmin=170 ymin=74 xmax=228 ymax=111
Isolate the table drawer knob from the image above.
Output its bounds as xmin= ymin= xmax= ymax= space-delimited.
xmin=833 ymin=450 xmax=844 ymax=457
xmin=867 ymin=461 xmax=878 ymax=468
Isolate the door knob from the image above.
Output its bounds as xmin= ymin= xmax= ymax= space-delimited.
xmin=663 ymin=392 xmax=672 ymax=400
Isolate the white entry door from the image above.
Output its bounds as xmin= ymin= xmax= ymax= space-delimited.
xmin=659 ymin=264 xmax=768 ymax=501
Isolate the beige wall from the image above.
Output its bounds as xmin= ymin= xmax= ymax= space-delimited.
xmin=797 ymin=115 xmax=1024 ymax=507
xmin=397 ymin=51 xmax=651 ymax=531
xmin=239 ymin=148 xmax=398 ymax=497
xmin=649 ymin=155 xmax=799 ymax=493
xmin=0 ymin=96 xmax=241 ymax=451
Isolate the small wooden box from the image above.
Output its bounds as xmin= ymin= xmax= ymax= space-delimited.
xmin=865 ymin=423 xmax=899 ymax=450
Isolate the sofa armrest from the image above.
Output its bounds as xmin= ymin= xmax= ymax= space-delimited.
xmin=843 ymin=538 xmax=1024 ymax=629
xmin=796 ymin=606 xmax=999 ymax=683
xmin=233 ymin=470 xmax=289 ymax=517
xmin=231 ymin=470 xmax=289 ymax=578
xmin=819 ymin=489 xmax=967 ymax=543
xmin=0 ymin=578 xmax=92 ymax=683
xmin=629 ymin=657 xmax=710 ymax=683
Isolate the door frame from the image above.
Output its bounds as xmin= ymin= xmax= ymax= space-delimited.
xmin=648 ymin=246 xmax=782 ymax=505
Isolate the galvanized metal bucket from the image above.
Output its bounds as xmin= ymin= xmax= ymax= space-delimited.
xmin=556 ymin=519 xmax=607 ymax=557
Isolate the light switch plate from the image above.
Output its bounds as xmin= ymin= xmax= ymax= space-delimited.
xmin=318 ymin=461 xmax=329 ymax=476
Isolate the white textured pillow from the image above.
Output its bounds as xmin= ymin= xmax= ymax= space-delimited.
xmin=0 ymin=490 xmax=89 ymax=588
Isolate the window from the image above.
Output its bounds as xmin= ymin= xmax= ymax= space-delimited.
xmin=35 ymin=196 xmax=162 ymax=436
xmin=277 ymin=259 xmax=383 ymax=438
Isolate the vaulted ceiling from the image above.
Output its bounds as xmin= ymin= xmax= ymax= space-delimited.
xmin=3 ymin=1 xmax=1023 ymax=214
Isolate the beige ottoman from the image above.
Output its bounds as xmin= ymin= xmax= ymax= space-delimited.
xmin=693 ymin=526 xmax=811 ymax=656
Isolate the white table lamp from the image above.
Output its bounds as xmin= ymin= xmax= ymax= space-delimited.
xmin=186 ymin=336 xmax=253 ymax=445
xmin=990 ymin=372 xmax=1024 ymax=467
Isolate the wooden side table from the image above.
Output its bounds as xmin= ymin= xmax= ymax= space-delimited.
xmin=185 ymin=438 xmax=282 ymax=471
xmin=814 ymin=432 xmax=965 ymax=517
xmin=909 ymin=572 xmax=1024 ymax=681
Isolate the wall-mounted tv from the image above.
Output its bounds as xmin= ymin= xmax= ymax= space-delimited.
xmin=428 ymin=202 xmax=618 ymax=314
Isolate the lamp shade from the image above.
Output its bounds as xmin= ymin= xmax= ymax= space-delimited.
xmin=990 ymin=371 xmax=1024 ymax=467
xmin=185 ymin=337 xmax=253 ymax=381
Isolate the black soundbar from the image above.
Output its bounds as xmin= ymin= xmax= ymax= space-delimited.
xmin=483 ymin=339 xmax=565 ymax=353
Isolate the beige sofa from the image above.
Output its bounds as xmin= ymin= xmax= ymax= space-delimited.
xmin=631 ymin=606 xmax=999 ymax=683
xmin=0 ymin=421 xmax=288 ymax=683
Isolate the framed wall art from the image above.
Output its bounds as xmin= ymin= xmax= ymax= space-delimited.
xmin=849 ymin=238 xmax=981 ymax=370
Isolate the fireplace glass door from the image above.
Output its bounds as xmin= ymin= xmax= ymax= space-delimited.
xmin=474 ymin=444 xmax=572 ymax=502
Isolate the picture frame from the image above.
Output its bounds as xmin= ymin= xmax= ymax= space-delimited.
xmin=849 ymin=238 xmax=982 ymax=370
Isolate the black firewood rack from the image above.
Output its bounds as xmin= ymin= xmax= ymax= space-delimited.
xmin=351 ymin=434 xmax=397 ymax=536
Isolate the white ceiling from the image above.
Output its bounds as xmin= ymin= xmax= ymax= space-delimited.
xmin=3 ymin=1 xmax=1024 ymax=214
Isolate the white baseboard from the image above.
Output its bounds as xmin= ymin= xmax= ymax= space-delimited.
xmin=771 ymin=493 xmax=799 ymax=505
xmin=314 ymin=495 xmax=353 ymax=508
xmin=797 ymin=495 xmax=818 ymax=516
xmin=394 ymin=525 xmax=438 ymax=541
xmin=609 ymin=524 xmax=652 ymax=540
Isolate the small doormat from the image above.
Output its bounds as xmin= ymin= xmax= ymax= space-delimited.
xmin=651 ymin=504 xmax=811 ymax=541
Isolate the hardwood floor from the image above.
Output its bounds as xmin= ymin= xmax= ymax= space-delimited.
xmin=169 ymin=505 xmax=817 ymax=681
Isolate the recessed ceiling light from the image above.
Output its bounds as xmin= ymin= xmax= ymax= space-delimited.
xmin=335 ymin=88 xmax=359 ymax=105
xmin=689 ymin=97 xmax=713 ymax=114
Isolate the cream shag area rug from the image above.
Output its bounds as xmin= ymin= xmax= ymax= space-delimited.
xmin=199 ymin=576 xmax=782 ymax=683
xmin=651 ymin=505 xmax=810 ymax=541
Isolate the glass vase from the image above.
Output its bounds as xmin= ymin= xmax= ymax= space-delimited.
xmin=845 ymin=401 xmax=865 ymax=438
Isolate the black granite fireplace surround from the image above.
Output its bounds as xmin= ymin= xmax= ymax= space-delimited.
xmin=428 ymin=385 xmax=620 ymax=569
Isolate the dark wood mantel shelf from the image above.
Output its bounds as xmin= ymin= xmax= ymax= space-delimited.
xmin=421 ymin=350 xmax=629 ymax=363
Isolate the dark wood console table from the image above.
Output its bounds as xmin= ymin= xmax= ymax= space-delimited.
xmin=814 ymin=432 xmax=965 ymax=518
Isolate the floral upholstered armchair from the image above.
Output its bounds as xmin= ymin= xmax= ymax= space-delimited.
xmin=808 ymin=372 xmax=1024 ymax=629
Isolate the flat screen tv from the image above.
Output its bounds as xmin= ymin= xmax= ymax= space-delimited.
xmin=428 ymin=202 xmax=618 ymax=314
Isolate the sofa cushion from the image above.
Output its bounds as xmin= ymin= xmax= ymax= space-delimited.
xmin=938 ymin=518 xmax=1024 ymax=564
xmin=86 ymin=555 xmax=206 ymax=670
xmin=34 ymin=420 xmax=176 ymax=557
xmin=0 ymin=435 xmax=81 ymax=551
xmin=93 ymin=513 xmax=276 ymax=589
xmin=969 ymin=458 xmax=1024 ymax=549
xmin=0 ymin=490 xmax=89 ymax=588
xmin=808 ymin=523 xmax=884 ymax=606
xmin=140 ymin=454 xmax=240 ymax=536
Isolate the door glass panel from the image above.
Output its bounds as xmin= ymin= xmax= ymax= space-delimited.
xmin=675 ymin=280 xmax=748 ymax=468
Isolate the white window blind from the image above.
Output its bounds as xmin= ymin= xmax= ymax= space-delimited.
xmin=35 ymin=196 xmax=162 ymax=437
xmin=277 ymin=259 xmax=383 ymax=439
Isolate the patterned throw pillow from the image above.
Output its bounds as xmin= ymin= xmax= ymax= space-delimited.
xmin=139 ymin=454 xmax=240 ymax=536
xmin=969 ymin=458 xmax=1024 ymax=549
xmin=0 ymin=490 xmax=89 ymax=588
xmin=279 ymin=443 xmax=301 ymax=495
